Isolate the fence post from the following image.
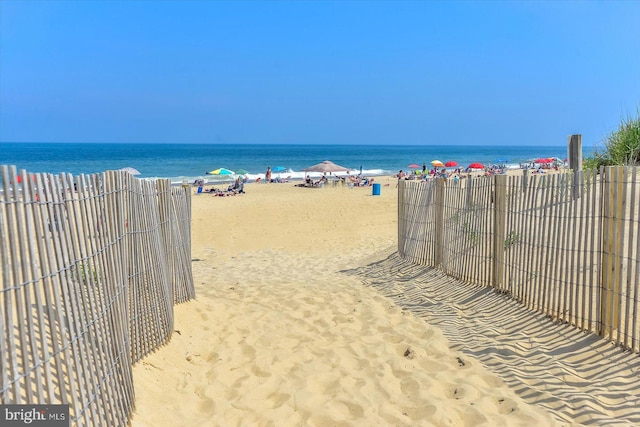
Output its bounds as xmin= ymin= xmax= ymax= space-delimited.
xmin=599 ymin=166 xmax=625 ymax=337
xmin=493 ymin=175 xmax=507 ymax=290
xmin=434 ymin=178 xmax=445 ymax=266
xmin=568 ymin=134 xmax=583 ymax=199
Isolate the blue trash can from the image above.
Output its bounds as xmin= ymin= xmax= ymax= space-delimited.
xmin=372 ymin=183 xmax=381 ymax=196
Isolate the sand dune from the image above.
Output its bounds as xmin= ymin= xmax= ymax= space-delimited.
xmin=128 ymin=176 xmax=637 ymax=426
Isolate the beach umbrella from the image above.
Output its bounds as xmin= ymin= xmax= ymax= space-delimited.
xmin=534 ymin=158 xmax=553 ymax=164
xmin=444 ymin=161 xmax=458 ymax=167
xmin=208 ymin=168 xmax=235 ymax=175
xmin=16 ymin=175 xmax=38 ymax=184
xmin=119 ymin=167 xmax=141 ymax=175
xmin=407 ymin=163 xmax=421 ymax=169
xmin=431 ymin=160 xmax=445 ymax=167
xmin=271 ymin=165 xmax=288 ymax=180
xmin=468 ymin=162 xmax=485 ymax=169
xmin=235 ymin=168 xmax=250 ymax=175
xmin=303 ymin=160 xmax=351 ymax=173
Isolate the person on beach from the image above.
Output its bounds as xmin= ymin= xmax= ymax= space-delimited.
xmin=265 ymin=167 xmax=272 ymax=183
xmin=314 ymin=175 xmax=327 ymax=187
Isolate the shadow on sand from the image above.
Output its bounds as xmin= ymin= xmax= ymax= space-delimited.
xmin=341 ymin=252 xmax=640 ymax=426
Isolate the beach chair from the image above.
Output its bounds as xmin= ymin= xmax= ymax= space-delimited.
xmin=196 ymin=186 xmax=203 ymax=195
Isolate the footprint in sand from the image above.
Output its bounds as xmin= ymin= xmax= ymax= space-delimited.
xmin=267 ymin=391 xmax=290 ymax=409
xmin=240 ymin=342 xmax=256 ymax=359
xmin=401 ymin=404 xmax=437 ymax=420
xmin=400 ymin=377 xmax=420 ymax=397
xmin=383 ymin=333 xmax=405 ymax=344
xmin=447 ymin=385 xmax=466 ymax=400
xmin=341 ymin=400 xmax=364 ymax=418
xmin=455 ymin=356 xmax=471 ymax=369
xmin=197 ymin=399 xmax=216 ymax=417
xmin=251 ymin=365 xmax=271 ymax=378
xmin=496 ymin=397 xmax=517 ymax=414
xmin=194 ymin=306 xmax=209 ymax=321
xmin=177 ymin=372 xmax=192 ymax=391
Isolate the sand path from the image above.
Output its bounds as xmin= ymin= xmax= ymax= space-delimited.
xmin=129 ymin=177 xmax=608 ymax=426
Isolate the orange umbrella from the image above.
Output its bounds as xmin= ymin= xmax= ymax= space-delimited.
xmin=431 ymin=160 xmax=445 ymax=167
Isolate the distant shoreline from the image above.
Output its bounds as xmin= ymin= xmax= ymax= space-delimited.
xmin=1 ymin=142 xmax=590 ymax=185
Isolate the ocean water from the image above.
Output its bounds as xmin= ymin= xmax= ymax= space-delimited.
xmin=1 ymin=143 xmax=593 ymax=184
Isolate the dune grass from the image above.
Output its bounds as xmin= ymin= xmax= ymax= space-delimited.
xmin=584 ymin=107 xmax=640 ymax=169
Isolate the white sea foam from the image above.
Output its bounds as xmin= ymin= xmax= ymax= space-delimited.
xmin=167 ymin=168 xmax=388 ymax=186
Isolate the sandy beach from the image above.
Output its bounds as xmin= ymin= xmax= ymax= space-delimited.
xmin=130 ymin=169 xmax=640 ymax=426
xmin=128 ymin=175 xmax=569 ymax=426
xmin=5 ymin=2 xmax=639 ymax=424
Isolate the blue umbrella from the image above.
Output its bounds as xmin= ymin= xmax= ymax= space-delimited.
xmin=272 ymin=166 xmax=287 ymax=173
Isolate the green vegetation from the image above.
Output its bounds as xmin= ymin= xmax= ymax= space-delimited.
xmin=504 ymin=231 xmax=520 ymax=250
xmin=75 ymin=262 xmax=101 ymax=284
xmin=462 ymin=221 xmax=479 ymax=245
xmin=584 ymin=108 xmax=640 ymax=169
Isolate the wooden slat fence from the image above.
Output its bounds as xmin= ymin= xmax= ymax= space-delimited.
xmin=398 ymin=166 xmax=640 ymax=354
xmin=0 ymin=165 xmax=194 ymax=426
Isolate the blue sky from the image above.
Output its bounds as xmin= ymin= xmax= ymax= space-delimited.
xmin=1 ymin=0 xmax=638 ymax=146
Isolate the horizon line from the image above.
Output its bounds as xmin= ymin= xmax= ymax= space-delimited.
xmin=1 ymin=141 xmax=590 ymax=147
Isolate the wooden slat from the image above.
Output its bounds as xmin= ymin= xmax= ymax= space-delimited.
xmin=630 ymin=167 xmax=640 ymax=351
xmin=493 ymin=175 xmax=507 ymax=291
xmin=539 ymin=174 xmax=555 ymax=317
xmin=622 ymin=167 xmax=635 ymax=348
xmin=508 ymin=173 xmax=518 ymax=299
xmin=525 ymin=175 xmax=541 ymax=311
xmin=2 ymin=166 xmax=23 ymax=403
xmin=562 ymin=173 xmax=573 ymax=321
xmin=434 ymin=178 xmax=445 ymax=266
xmin=614 ymin=167 xmax=627 ymax=345
xmin=568 ymin=170 xmax=581 ymax=327
xmin=583 ymin=168 xmax=597 ymax=331
xmin=555 ymin=173 xmax=570 ymax=321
